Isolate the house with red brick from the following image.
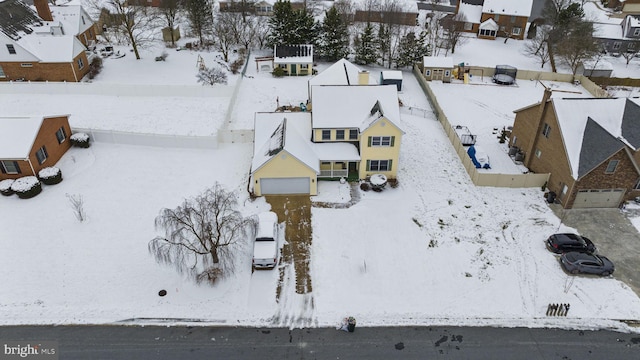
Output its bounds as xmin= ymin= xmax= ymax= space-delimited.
xmin=0 ymin=115 xmax=72 ymax=180
xmin=509 ymin=90 xmax=640 ymax=209
xmin=456 ymin=0 xmax=533 ymax=40
xmin=0 ymin=0 xmax=96 ymax=82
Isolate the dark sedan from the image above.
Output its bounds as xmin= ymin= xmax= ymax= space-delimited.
xmin=546 ymin=233 xmax=596 ymax=254
xmin=560 ymin=252 xmax=615 ymax=276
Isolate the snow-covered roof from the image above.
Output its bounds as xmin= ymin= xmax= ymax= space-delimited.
xmin=0 ymin=116 xmax=43 ymax=159
xmin=48 ymin=4 xmax=95 ymax=36
xmin=18 ymin=34 xmax=85 ymax=62
xmin=308 ymin=58 xmax=377 ymax=89
xmin=274 ymin=44 xmax=313 ymax=64
xmin=479 ymin=18 xmax=499 ymax=30
xmin=311 ymin=85 xmax=401 ymax=130
xmin=251 ymin=112 xmax=319 ymax=174
xmin=423 ymin=56 xmax=454 ymax=69
xmin=381 ymin=70 xmax=402 ymax=80
xmin=593 ymin=22 xmax=624 ymax=40
xmin=313 ymin=142 xmax=360 ymax=161
xmin=582 ymin=59 xmax=613 ymax=70
xmin=482 ymin=0 xmax=533 ymax=17
xmin=457 ymin=2 xmax=482 ymax=23
xmin=551 ymin=97 xmax=640 ymax=179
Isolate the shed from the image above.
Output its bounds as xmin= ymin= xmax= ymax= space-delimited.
xmin=380 ymin=71 xmax=403 ymax=91
xmin=422 ymin=56 xmax=454 ymax=82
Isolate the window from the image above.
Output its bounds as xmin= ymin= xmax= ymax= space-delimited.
xmin=444 ymin=70 xmax=451 ymax=77
xmin=561 ymin=184 xmax=568 ymax=198
xmin=511 ymin=16 xmax=516 ymax=23
xmin=369 ymin=136 xmax=394 ymax=147
xmin=613 ymin=42 xmax=621 ymax=50
xmin=494 ymin=14 xmax=500 ymax=21
xmin=301 ymin=64 xmax=309 ymax=69
xmin=535 ymin=149 xmax=542 ymax=158
xmin=368 ymin=160 xmax=391 ymax=172
xmin=480 ymin=29 xmax=496 ymax=37
xmin=605 ymin=160 xmax=619 ymax=173
xmin=20 ymin=63 xmax=32 ymax=67
xmin=36 ymin=146 xmax=48 ymax=165
xmin=56 ymin=126 xmax=67 ymax=144
xmin=0 ymin=161 xmax=20 ymax=174
xmin=512 ymin=27 xmax=521 ymax=35
xmin=6 ymin=44 xmax=16 ymax=54
xmin=634 ymin=28 xmax=640 ymax=37
xmin=628 ymin=42 xmax=636 ymax=51
xmin=464 ymin=22 xmax=472 ymax=30
xmin=322 ymin=130 xmax=331 ymax=140
xmin=425 ymin=69 xmax=431 ymax=77
xmin=512 ymin=135 xmax=517 ymax=145
xmin=0 ymin=65 xmax=5 ymax=78
xmin=542 ymin=123 xmax=551 ymax=138
xmin=336 ymin=130 xmax=345 ymax=140
xmin=349 ymin=129 xmax=358 ymax=140
xmin=77 ymin=58 xmax=85 ymax=70
xmin=634 ymin=178 xmax=640 ymax=190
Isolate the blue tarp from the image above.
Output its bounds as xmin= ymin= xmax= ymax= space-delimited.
xmin=467 ymin=145 xmax=490 ymax=169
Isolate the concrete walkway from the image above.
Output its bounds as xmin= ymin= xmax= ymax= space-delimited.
xmin=549 ymin=205 xmax=640 ymax=296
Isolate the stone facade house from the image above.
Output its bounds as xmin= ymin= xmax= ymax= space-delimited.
xmin=509 ymin=90 xmax=640 ymax=209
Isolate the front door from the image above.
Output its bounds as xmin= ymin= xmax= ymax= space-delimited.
xmin=290 ymin=65 xmax=297 ymax=76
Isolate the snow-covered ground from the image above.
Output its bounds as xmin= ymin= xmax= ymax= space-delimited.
xmin=2 ymin=43 xmax=640 ymax=331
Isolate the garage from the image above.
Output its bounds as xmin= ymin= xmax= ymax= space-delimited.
xmin=260 ymin=177 xmax=311 ymax=195
xmin=573 ymin=189 xmax=625 ymax=208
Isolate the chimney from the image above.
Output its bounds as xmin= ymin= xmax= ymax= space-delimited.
xmin=358 ymin=71 xmax=369 ymax=85
xmin=34 ymin=0 xmax=54 ymax=22
xmin=524 ymin=88 xmax=553 ymax=168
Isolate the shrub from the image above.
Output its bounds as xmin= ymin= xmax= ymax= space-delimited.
xmin=70 ymin=132 xmax=91 ymax=148
xmin=38 ymin=167 xmax=63 ymax=185
xmin=87 ymin=57 xmax=103 ymax=80
xmin=388 ymin=178 xmax=399 ymax=188
xmin=230 ymin=58 xmax=244 ymax=74
xmin=272 ymin=67 xmax=286 ymax=77
xmin=196 ymin=66 xmax=228 ymax=85
xmin=0 ymin=179 xmax=15 ymax=196
xmin=11 ymin=176 xmax=42 ymax=199
xmin=360 ymin=182 xmax=370 ymax=191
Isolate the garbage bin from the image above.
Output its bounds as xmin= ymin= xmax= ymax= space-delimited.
xmin=347 ymin=317 xmax=356 ymax=332
xmin=547 ymin=191 xmax=556 ymax=204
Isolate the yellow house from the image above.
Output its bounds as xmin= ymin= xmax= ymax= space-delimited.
xmin=250 ymin=60 xmax=403 ymax=196
xmin=273 ymin=44 xmax=313 ymax=76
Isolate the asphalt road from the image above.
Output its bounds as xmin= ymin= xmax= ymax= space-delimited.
xmin=1 ymin=325 xmax=639 ymax=359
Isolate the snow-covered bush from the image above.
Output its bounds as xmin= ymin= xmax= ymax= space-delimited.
xmin=38 ymin=166 xmax=63 ymax=185
xmin=196 ymin=66 xmax=228 ymax=85
xmin=70 ymin=132 xmax=90 ymax=148
xmin=0 ymin=179 xmax=15 ymax=196
xmin=10 ymin=176 xmax=42 ymax=199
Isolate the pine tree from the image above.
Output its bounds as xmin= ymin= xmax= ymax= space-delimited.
xmin=293 ymin=9 xmax=318 ymax=45
xmin=354 ymin=23 xmax=377 ymax=65
xmin=186 ymin=0 xmax=213 ymax=45
xmin=317 ymin=7 xmax=350 ymax=61
xmin=377 ymin=23 xmax=390 ymax=67
xmin=268 ymin=1 xmax=318 ymax=47
xmin=394 ymin=31 xmax=428 ymax=68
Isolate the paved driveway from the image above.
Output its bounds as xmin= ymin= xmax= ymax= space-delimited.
xmin=550 ymin=205 xmax=640 ymax=296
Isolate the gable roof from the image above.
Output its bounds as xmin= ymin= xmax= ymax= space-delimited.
xmin=308 ymin=58 xmax=377 ymax=88
xmin=457 ymin=2 xmax=482 ymax=23
xmin=311 ymin=85 xmax=401 ymax=130
xmin=274 ymin=44 xmax=313 ymax=64
xmin=0 ymin=0 xmax=43 ymax=40
xmin=251 ymin=112 xmax=319 ymax=174
xmin=621 ymin=98 xmax=640 ymax=149
xmin=49 ymin=3 xmax=94 ymax=36
xmin=19 ymin=33 xmax=85 ymax=61
xmin=423 ymin=56 xmax=454 ymax=68
xmin=552 ymin=97 xmax=638 ymax=179
xmin=479 ymin=18 xmax=499 ymax=30
xmin=482 ymin=0 xmax=533 ymax=17
xmin=0 ymin=116 xmax=44 ymax=159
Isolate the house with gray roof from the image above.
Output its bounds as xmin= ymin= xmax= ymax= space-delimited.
xmin=509 ymin=90 xmax=640 ymax=209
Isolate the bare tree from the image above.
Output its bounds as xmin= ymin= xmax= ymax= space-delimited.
xmin=424 ymin=12 xmax=446 ymax=56
xmin=149 ymin=184 xmax=253 ymax=284
xmin=441 ymin=13 xmax=468 ymax=55
xmin=159 ymin=0 xmax=183 ymax=47
xmin=197 ymin=65 xmax=228 ymax=85
xmin=334 ymin=0 xmax=355 ymax=26
xmin=212 ymin=12 xmax=238 ymax=62
xmin=66 ymin=193 xmax=86 ymax=222
xmin=523 ymin=26 xmax=551 ymax=68
xmin=556 ymin=21 xmax=600 ymax=77
xmin=621 ymin=42 xmax=640 ymax=66
xmin=106 ymin=0 xmax=162 ymax=59
xmin=253 ymin=16 xmax=270 ymax=49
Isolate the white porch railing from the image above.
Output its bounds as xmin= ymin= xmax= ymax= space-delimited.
xmin=319 ymin=169 xmax=348 ymax=178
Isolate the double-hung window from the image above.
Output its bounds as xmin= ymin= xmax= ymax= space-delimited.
xmin=36 ymin=146 xmax=48 ymax=165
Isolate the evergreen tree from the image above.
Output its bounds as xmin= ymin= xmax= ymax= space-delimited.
xmin=394 ymin=31 xmax=428 ymax=68
xmin=354 ymin=23 xmax=377 ymax=65
xmin=317 ymin=7 xmax=350 ymax=61
xmin=186 ymin=0 xmax=213 ymax=45
xmin=268 ymin=1 xmax=318 ymax=47
xmin=376 ymin=23 xmax=390 ymax=67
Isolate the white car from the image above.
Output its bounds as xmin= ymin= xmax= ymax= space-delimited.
xmin=252 ymin=211 xmax=279 ymax=270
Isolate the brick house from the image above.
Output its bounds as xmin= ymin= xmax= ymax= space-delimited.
xmin=0 ymin=0 xmax=96 ymax=82
xmin=0 ymin=115 xmax=72 ymax=180
xmin=509 ymin=90 xmax=640 ymax=209
xmin=456 ymin=0 xmax=533 ymax=40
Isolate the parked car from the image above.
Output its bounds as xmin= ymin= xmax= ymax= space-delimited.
xmin=560 ymin=252 xmax=614 ymax=276
xmin=545 ymin=233 xmax=596 ymax=254
xmin=252 ymin=211 xmax=279 ymax=270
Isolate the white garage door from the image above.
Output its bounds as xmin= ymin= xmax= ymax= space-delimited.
xmin=260 ymin=177 xmax=310 ymax=195
xmin=573 ymin=189 xmax=625 ymax=208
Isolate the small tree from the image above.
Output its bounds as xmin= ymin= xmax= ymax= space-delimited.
xmin=197 ymin=66 xmax=228 ymax=85
xmin=621 ymin=42 xmax=640 ymax=65
xmin=441 ymin=13 xmax=468 ymax=55
xmin=106 ymin=0 xmax=163 ymax=60
xmin=186 ymin=0 xmax=213 ymax=45
xmin=394 ymin=30 xmax=427 ymax=68
xmin=354 ymin=22 xmax=378 ymax=65
xmin=66 ymin=193 xmax=86 ymax=222
xmin=523 ymin=26 xmax=551 ymax=68
xmin=149 ymin=184 xmax=254 ymax=284
xmin=556 ymin=21 xmax=599 ymax=77
xmin=159 ymin=0 xmax=183 ymax=47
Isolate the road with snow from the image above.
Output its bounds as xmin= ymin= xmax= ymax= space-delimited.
xmin=1 ymin=325 xmax=639 ymax=359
